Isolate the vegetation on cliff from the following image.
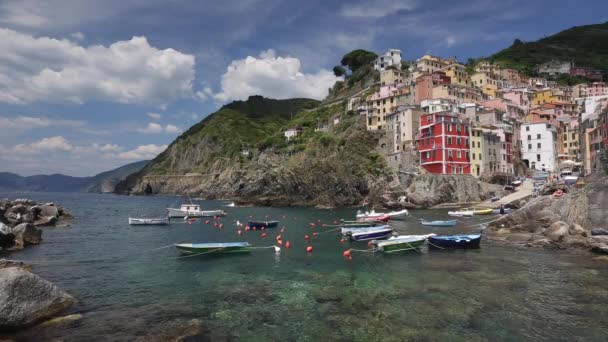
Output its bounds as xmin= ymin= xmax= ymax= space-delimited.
xmin=487 ymin=21 xmax=608 ymax=76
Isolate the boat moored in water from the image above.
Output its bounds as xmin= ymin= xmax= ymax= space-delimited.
xmin=428 ymin=234 xmax=481 ymax=249
xmin=448 ymin=210 xmax=474 ymax=217
xmin=167 ymin=203 xmax=226 ymax=218
xmin=421 ymin=219 xmax=458 ymax=227
xmin=472 ymin=208 xmax=493 ymax=215
xmin=357 ymin=214 xmax=391 ymax=222
xmin=341 ymin=225 xmax=391 ymax=235
xmin=248 ymin=220 xmax=279 ymax=229
xmin=174 ymin=242 xmax=252 ymax=255
xmin=128 ymin=217 xmax=169 ymax=225
xmin=356 ymin=209 xmax=408 ymax=220
xmin=343 ymin=227 xmax=393 ymax=241
xmin=372 ymin=234 xmax=435 ymax=253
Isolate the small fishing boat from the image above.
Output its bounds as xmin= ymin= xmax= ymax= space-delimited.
xmin=491 ymin=207 xmax=512 ymax=215
xmin=428 ymin=234 xmax=481 ymax=249
xmin=421 ymin=219 xmax=458 ymax=227
xmin=472 ymin=208 xmax=493 ymax=215
xmin=346 ymin=227 xmax=393 ymax=241
xmin=128 ymin=217 xmax=169 ymax=225
xmin=357 ymin=214 xmax=391 ymax=223
xmin=174 ymin=242 xmax=252 ymax=255
xmin=448 ymin=210 xmax=473 ymax=217
xmin=356 ymin=209 xmax=408 ymax=220
xmin=372 ymin=234 xmax=435 ymax=253
xmin=341 ymin=225 xmax=391 ymax=235
xmin=248 ymin=220 xmax=279 ymax=229
xmin=340 ymin=220 xmax=383 ymax=227
xmin=224 ymin=202 xmax=236 ymax=207
xmin=167 ymin=204 xmax=226 ymax=218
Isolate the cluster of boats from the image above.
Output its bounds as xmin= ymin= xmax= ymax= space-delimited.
xmin=447 ymin=207 xmax=510 ymax=217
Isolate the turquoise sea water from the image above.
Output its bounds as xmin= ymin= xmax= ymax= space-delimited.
xmin=1 ymin=192 xmax=608 ymax=341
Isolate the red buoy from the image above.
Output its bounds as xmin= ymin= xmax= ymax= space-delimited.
xmin=219 ymin=224 xmax=224 ymax=229
xmin=343 ymin=250 xmax=352 ymax=258
xmin=280 ymin=227 xmax=285 ymax=233
xmin=304 ymin=234 xmax=310 ymax=240
xmin=261 ymin=226 xmax=266 ymax=230
xmin=313 ymin=232 xmax=319 ymax=236
xmin=367 ymin=241 xmax=373 ymax=248
xmin=245 ymin=226 xmax=250 ymax=231
xmin=285 ymin=241 xmax=291 ymax=249
xmin=204 ymin=220 xmax=210 ymax=224
xmin=309 ymin=223 xmax=316 ymax=227
xmin=339 ymin=238 xmax=345 ymax=243
xmin=306 ymin=246 xmax=313 ymax=253
xmin=261 ymin=233 xmax=267 ymax=238
xmin=237 ymin=230 xmax=242 ymax=236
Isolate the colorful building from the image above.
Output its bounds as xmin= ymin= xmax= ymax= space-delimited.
xmin=417 ymin=111 xmax=471 ymax=174
xmin=520 ymin=123 xmax=559 ymax=172
xmin=374 ymin=49 xmax=402 ymax=71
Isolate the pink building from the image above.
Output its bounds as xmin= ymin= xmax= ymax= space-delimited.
xmin=415 ymin=72 xmax=451 ymax=104
xmin=588 ymin=82 xmax=608 ymax=97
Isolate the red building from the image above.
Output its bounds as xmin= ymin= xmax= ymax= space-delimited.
xmin=417 ymin=111 xmax=471 ymax=174
xmin=415 ymin=72 xmax=451 ymax=104
xmin=570 ymin=66 xmax=603 ymax=81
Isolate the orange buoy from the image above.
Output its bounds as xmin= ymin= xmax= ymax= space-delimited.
xmin=306 ymin=246 xmax=313 ymax=253
xmin=285 ymin=241 xmax=291 ymax=249
xmin=261 ymin=232 xmax=267 ymax=238
xmin=343 ymin=250 xmax=352 ymax=258
xmin=304 ymin=234 xmax=310 ymax=240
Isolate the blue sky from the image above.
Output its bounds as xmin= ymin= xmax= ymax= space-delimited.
xmin=0 ymin=0 xmax=606 ymax=176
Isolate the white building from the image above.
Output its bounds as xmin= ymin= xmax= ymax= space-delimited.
xmin=421 ymin=98 xmax=454 ymax=114
xmin=520 ymin=123 xmax=559 ymax=172
xmin=385 ymin=106 xmax=422 ymax=152
xmin=284 ymin=126 xmax=302 ymax=140
xmin=374 ymin=49 xmax=402 ymax=71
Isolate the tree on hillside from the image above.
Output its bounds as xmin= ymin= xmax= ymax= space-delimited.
xmin=333 ymin=65 xmax=346 ymax=77
xmin=340 ymin=49 xmax=377 ymax=72
xmin=512 ymin=39 xmax=524 ymax=47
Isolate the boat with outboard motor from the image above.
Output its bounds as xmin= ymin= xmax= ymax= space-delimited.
xmin=372 ymin=234 xmax=436 ymax=253
xmin=128 ymin=217 xmax=169 ymax=225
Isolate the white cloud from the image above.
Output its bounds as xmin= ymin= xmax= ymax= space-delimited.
xmin=137 ymin=122 xmax=181 ymax=134
xmin=118 ymin=144 xmax=167 ymax=160
xmin=0 ymin=28 xmax=196 ymax=106
xmin=70 ymin=31 xmax=85 ymax=40
xmin=137 ymin=122 xmax=164 ymax=134
xmin=147 ymin=112 xmax=162 ymax=120
xmin=214 ymin=49 xmax=342 ymax=102
xmin=165 ymin=124 xmax=181 ymax=134
xmin=341 ymin=0 xmax=417 ymax=18
xmin=0 ymin=115 xmax=84 ymax=130
xmin=14 ymin=136 xmax=73 ymax=153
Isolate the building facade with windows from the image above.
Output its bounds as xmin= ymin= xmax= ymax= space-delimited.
xmin=520 ymin=123 xmax=558 ymax=172
xmin=374 ymin=49 xmax=402 ymax=71
xmin=417 ymin=111 xmax=471 ymax=174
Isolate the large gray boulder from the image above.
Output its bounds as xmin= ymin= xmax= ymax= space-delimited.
xmin=545 ymin=221 xmax=570 ymax=242
xmin=10 ymin=223 xmax=42 ymax=250
xmin=38 ymin=205 xmax=59 ymax=218
xmin=0 ymin=268 xmax=76 ymax=330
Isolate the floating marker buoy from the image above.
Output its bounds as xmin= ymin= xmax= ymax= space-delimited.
xmin=280 ymin=228 xmax=285 ymax=233
xmin=348 ymin=255 xmax=353 ymax=260
xmin=261 ymin=226 xmax=266 ymax=230
xmin=306 ymin=246 xmax=313 ymax=253
xmin=304 ymin=234 xmax=310 ymax=240
xmin=313 ymin=232 xmax=318 ymax=236
xmin=261 ymin=233 xmax=267 ymax=238
xmin=285 ymin=241 xmax=291 ymax=249
xmin=367 ymin=241 xmax=373 ymax=247
xmin=253 ymin=227 xmax=258 ymax=231
xmin=333 ymin=221 xmax=338 ymax=224
xmin=219 ymin=224 xmax=223 ymax=229
xmin=339 ymin=238 xmax=345 ymax=243
xmin=309 ymin=223 xmax=316 ymax=227
xmin=204 ymin=220 xmax=210 ymax=224
xmin=237 ymin=230 xmax=242 ymax=236
xmin=343 ymin=250 xmax=352 ymax=258
xmin=245 ymin=226 xmax=250 ymax=231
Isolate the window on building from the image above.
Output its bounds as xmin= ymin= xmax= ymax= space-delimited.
xmin=525 ymin=126 xmax=530 ymax=131
xmin=457 ymin=138 xmax=461 ymax=145
xmin=537 ymin=154 xmax=541 ymax=161
xmin=572 ymin=133 xmax=576 ymax=140
xmin=448 ymin=137 xmax=452 ymax=145
xmin=448 ymin=150 xmax=453 ymax=158
xmin=528 ymin=144 xmax=532 ymax=150
xmin=448 ymin=124 xmax=452 ymax=132
xmin=527 ymin=135 xmax=531 ymax=140
xmin=457 ymin=150 xmax=461 ymax=158
xmin=546 ymin=124 xmax=551 ymax=129
xmin=564 ymin=143 xmax=568 ymax=148
xmin=472 ymin=153 xmax=475 ymax=160
xmin=537 ymin=143 xmax=541 ymax=149
xmin=477 ymin=142 xmax=481 ymax=148
xmin=537 ymin=134 xmax=541 ymax=139
xmin=426 ymin=151 xmax=430 ymax=159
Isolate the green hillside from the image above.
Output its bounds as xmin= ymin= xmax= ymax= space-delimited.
xmin=487 ymin=22 xmax=608 ymax=76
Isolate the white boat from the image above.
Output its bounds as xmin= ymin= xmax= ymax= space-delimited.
xmin=225 ymin=202 xmax=236 ymax=207
xmin=341 ymin=225 xmax=391 ymax=235
xmin=356 ymin=209 xmax=409 ymax=220
xmin=166 ymin=203 xmax=226 ymax=218
xmin=128 ymin=217 xmax=169 ymax=225
xmin=448 ymin=210 xmax=474 ymax=217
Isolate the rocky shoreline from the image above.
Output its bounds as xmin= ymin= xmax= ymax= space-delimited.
xmin=483 ymin=175 xmax=608 ymax=256
xmin=0 ymin=199 xmax=77 ymax=335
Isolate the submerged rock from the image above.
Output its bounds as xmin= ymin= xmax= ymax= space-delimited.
xmin=0 ymin=268 xmax=76 ymax=331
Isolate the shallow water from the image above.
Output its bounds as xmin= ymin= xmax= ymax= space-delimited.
xmin=2 ymin=192 xmax=608 ymax=341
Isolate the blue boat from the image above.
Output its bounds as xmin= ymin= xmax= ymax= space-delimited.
xmin=420 ymin=219 xmax=458 ymax=227
xmin=428 ymin=234 xmax=481 ymax=249
xmin=346 ymin=227 xmax=393 ymax=241
xmin=248 ymin=220 xmax=279 ymax=229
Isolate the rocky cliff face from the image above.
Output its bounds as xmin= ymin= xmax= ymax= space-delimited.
xmin=398 ymin=174 xmax=495 ymax=207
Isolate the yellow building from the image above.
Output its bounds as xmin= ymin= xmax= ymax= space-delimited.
xmin=559 ymin=123 xmax=579 ymax=158
xmin=440 ymin=63 xmax=471 ymax=86
xmin=380 ymin=69 xmax=404 ymax=86
xmin=532 ymin=89 xmax=553 ymax=106
xmin=470 ymin=126 xmax=483 ymax=177
xmin=366 ymin=85 xmax=409 ymax=130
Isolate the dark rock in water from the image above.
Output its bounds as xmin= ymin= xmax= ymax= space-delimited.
xmin=0 ymin=232 xmax=16 ymax=250
xmin=38 ymin=205 xmax=59 ymax=219
xmin=33 ymin=216 xmax=58 ymax=227
xmin=0 ymin=267 xmax=76 ymax=331
xmin=10 ymin=223 xmax=42 ymax=250
xmin=591 ymin=228 xmax=608 ymax=236
xmin=0 ymin=259 xmax=31 ymax=271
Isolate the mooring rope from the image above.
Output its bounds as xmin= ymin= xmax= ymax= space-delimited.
xmin=316 ymin=227 xmax=342 ymax=235
xmin=349 ymin=248 xmax=377 ymax=253
xmin=172 ymin=247 xmax=226 ymax=259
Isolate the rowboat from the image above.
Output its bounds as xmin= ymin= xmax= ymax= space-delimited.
xmin=491 ymin=207 xmax=512 ymax=215
xmin=357 ymin=214 xmax=391 ymax=222
xmin=167 ymin=204 xmax=226 ymax=218
xmin=340 ymin=221 xmax=383 ymax=227
xmin=448 ymin=210 xmax=473 ymax=217
xmin=341 ymin=225 xmax=390 ymax=235
xmin=128 ymin=217 xmax=169 ymax=225
xmin=248 ymin=220 xmax=279 ymax=229
xmin=421 ymin=219 xmax=458 ymax=227
xmin=356 ymin=209 xmax=408 ymax=220
xmin=345 ymin=227 xmax=393 ymax=241
xmin=174 ymin=242 xmax=252 ymax=255
xmin=428 ymin=234 xmax=481 ymax=249
xmin=372 ymin=234 xmax=435 ymax=253
xmin=472 ymin=208 xmax=493 ymax=215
